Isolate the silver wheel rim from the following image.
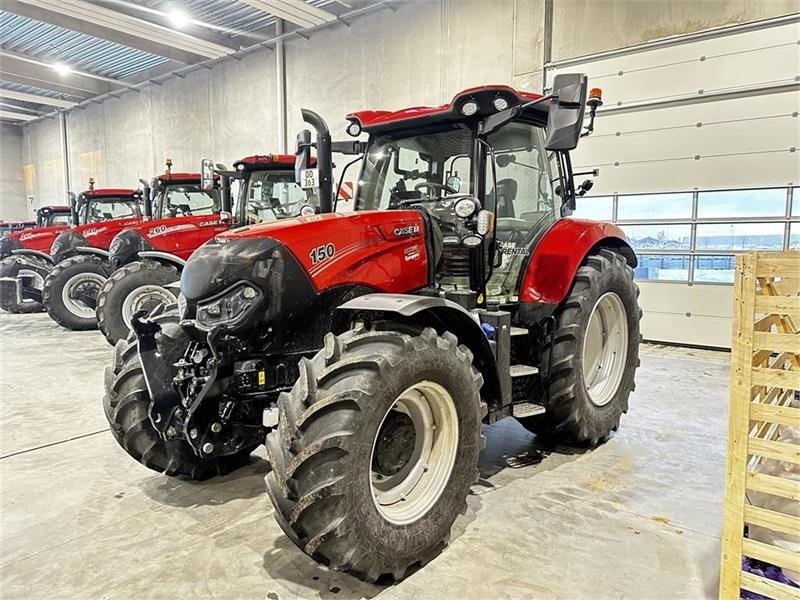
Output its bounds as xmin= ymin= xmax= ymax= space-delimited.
xmin=61 ymin=272 xmax=105 ymax=318
xmin=121 ymin=285 xmax=175 ymax=328
xmin=581 ymin=292 xmax=628 ymax=407
xmin=369 ymin=381 xmax=459 ymax=525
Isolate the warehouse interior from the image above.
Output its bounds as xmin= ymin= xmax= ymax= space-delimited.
xmin=0 ymin=1 xmax=799 ymax=598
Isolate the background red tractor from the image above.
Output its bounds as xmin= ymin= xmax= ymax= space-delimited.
xmin=103 ymin=74 xmax=640 ymax=581
xmin=44 ymin=168 xmax=220 ymax=331
xmin=95 ymin=154 xmax=314 ymax=344
xmin=0 ymin=200 xmax=99 ymax=314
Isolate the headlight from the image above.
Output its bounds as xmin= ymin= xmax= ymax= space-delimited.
xmin=454 ymin=197 xmax=479 ymax=219
xmin=195 ymin=283 xmax=261 ymax=330
xmin=109 ymin=237 xmax=126 ymax=254
xmin=177 ymin=292 xmax=187 ymax=320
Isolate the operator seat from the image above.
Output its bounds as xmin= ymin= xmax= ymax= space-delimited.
xmin=490 ymin=179 xmax=520 ymax=243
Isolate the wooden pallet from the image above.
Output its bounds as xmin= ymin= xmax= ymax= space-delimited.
xmin=720 ymin=251 xmax=800 ymax=600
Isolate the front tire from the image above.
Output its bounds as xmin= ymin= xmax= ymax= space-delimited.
xmin=518 ymin=249 xmax=641 ymax=445
xmin=102 ymin=304 xmax=254 ymax=479
xmin=265 ymin=325 xmax=485 ymax=582
xmin=43 ymin=254 xmax=111 ymax=330
xmin=96 ymin=260 xmax=179 ymax=345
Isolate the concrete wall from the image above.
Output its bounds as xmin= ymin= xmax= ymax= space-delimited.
xmin=0 ymin=124 xmax=27 ymax=219
xmin=5 ymin=0 xmax=797 ymax=215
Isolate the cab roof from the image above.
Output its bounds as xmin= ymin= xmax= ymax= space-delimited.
xmin=156 ymin=172 xmax=205 ymax=183
xmin=80 ymin=188 xmax=139 ymax=198
xmin=347 ymin=85 xmax=543 ymax=134
xmin=39 ymin=205 xmax=71 ymax=212
xmin=234 ymin=154 xmax=296 ymax=170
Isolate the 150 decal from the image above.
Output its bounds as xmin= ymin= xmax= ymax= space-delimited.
xmin=309 ymin=243 xmax=335 ymax=264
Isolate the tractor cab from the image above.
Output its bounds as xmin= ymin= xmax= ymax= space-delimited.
xmin=344 ymin=76 xmax=598 ymax=308
xmin=233 ymin=154 xmax=318 ymax=224
xmin=35 ymin=205 xmax=73 ymax=228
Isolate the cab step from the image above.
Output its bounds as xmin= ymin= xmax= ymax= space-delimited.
xmin=512 ymin=402 xmax=546 ymax=418
xmin=510 ymin=326 xmax=528 ymax=337
xmin=510 ymin=364 xmax=539 ymax=377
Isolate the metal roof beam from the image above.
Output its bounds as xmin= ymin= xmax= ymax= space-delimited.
xmin=241 ymin=0 xmax=336 ymax=29
xmin=0 ymin=52 xmax=110 ymax=97
xmin=0 ymin=88 xmax=77 ymax=108
xmin=4 ymin=0 xmax=235 ymax=63
xmin=0 ymin=109 xmax=37 ymax=121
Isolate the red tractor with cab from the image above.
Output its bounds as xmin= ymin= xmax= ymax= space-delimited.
xmin=95 ymin=154 xmax=313 ymax=345
xmin=0 ymin=202 xmax=89 ymax=313
xmin=104 ymin=75 xmax=640 ymax=582
xmin=44 ymin=167 xmax=220 ymax=331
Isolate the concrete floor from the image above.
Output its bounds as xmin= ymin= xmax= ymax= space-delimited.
xmin=1 ymin=312 xmax=731 ymax=599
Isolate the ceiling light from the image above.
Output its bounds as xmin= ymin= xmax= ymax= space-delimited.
xmin=168 ymin=8 xmax=190 ymax=28
xmin=52 ymin=63 xmax=72 ymax=77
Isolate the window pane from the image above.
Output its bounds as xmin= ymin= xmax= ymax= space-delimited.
xmin=621 ymin=224 xmax=691 ymax=250
xmin=793 ymin=189 xmax=800 ymax=217
xmin=695 ymin=222 xmax=784 ymax=251
xmin=573 ymin=195 xmax=612 ymax=220
xmin=634 ymin=254 xmax=689 ymax=281
xmin=790 ymin=222 xmax=799 ymax=250
xmin=693 ymin=255 xmax=736 ymax=283
xmin=617 ymin=193 xmax=692 ymax=220
xmin=697 ymin=189 xmax=786 ymax=218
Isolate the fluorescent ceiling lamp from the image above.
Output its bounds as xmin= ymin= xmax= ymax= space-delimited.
xmin=168 ymin=8 xmax=190 ymax=29
xmin=51 ymin=62 xmax=72 ymax=77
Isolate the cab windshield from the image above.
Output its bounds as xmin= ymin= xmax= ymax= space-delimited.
xmin=161 ymin=184 xmax=219 ymax=218
xmin=241 ymin=170 xmax=317 ymax=223
xmin=81 ymin=197 xmax=139 ymax=223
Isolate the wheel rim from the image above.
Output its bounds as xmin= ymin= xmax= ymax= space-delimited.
xmin=370 ymin=381 xmax=459 ymax=525
xmin=581 ymin=292 xmax=629 ymax=407
xmin=61 ymin=272 xmax=105 ymax=318
xmin=121 ymin=285 xmax=175 ymax=328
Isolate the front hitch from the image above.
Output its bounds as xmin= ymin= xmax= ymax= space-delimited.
xmin=130 ymin=309 xmax=182 ymax=436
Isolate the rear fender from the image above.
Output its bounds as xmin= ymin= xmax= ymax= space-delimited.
xmin=138 ymin=251 xmax=186 ymax=269
xmin=519 ymin=219 xmax=635 ymax=318
xmin=11 ymin=249 xmax=53 ymax=264
xmin=338 ymin=293 xmax=501 ymax=411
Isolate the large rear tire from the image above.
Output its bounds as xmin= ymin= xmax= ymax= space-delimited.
xmin=265 ymin=325 xmax=485 ymax=582
xmin=96 ymin=260 xmax=179 ymax=346
xmin=102 ymin=304 xmax=254 ymax=480
xmin=518 ymin=248 xmax=641 ymax=445
xmin=43 ymin=254 xmax=110 ymax=330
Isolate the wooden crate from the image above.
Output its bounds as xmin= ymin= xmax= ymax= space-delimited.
xmin=720 ymin=251 xmax=800 ymax=600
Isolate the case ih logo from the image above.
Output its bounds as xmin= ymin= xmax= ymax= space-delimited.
xmin=393 ymin=224 xmax=420 ymax=238
xmin=198 ymin=220 xmax=220 ymax=227
xmin=83 ymin=227 xmax=102 ymax=237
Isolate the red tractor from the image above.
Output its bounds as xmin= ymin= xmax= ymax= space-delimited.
xmin=44 ymin=168 xmax=219 ymax=331
xmin=95 ymin=154 xmax=312 ymax=345
xmin=0 ymin=203 xmax=85 ymax=313
xmin=104 ymin=75 xmax=640 ymax=581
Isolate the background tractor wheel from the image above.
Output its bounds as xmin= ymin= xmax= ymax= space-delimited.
xmin=265 ymin=325 xmax=485 ymax=582
xmin=96 ymin=260 xmax=179 ymax=345
xmin=43 ymin=254 xmax=111 ymax=330
xmin=0 ymin=256 xmax=50 ymax=314
xmin=102 ymin=304 xmax=254 ymax=480
xmin=518 ymin=248 xmax=641 ymax=446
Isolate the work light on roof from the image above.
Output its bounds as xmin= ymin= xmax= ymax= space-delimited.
xmin=493 ymin=97 xmax=509 ymax=111
xmin=461 ymin=100 xmax=479 ymax=116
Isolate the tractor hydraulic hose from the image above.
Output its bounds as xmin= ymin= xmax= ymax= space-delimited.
xmin=301 ymin=108 xmax=333 ymax=213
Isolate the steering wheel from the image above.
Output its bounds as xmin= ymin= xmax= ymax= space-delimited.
xmin=414 ymin=181 xmax=458 ymax=196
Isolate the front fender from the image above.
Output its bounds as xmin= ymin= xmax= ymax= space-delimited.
xmin=76 ymin=246 xmax=110 ymax=258
xmin=11 ymin=249 xmax=53 ymax=264
xmin=138 ymin=251 xmax=186 ymax=269
xmin=338 ymin=293 xmax=501 ymax=410
xmin=519 ymin=218 xmax=635 ymax=306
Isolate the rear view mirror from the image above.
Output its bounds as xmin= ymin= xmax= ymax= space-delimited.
xmin=201 ymin=159 xmax=215 ymax=192
xmin=544 ymin=73 xmax=588 ymax=151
